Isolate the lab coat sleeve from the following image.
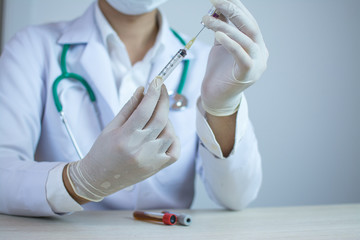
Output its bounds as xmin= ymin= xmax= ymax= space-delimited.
xmin=195 ymin=94 xmax=262 ymax=210
xmin=46 ymin=163 xmax=84 ymax=213
xmin=0 ymin=28 xmax=66 ymax=216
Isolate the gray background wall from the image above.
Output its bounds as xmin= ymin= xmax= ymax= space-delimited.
xmin=1 ymin=0 xmax=359 ymax=209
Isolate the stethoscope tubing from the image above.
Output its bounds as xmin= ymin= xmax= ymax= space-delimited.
xmin=59 ymin=111 xmax=84 ymax=159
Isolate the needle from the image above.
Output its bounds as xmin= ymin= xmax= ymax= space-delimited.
xmin=195 ymin=25 xmax=206 ymax=39
xmin=185 ymin=26 xmax=206 ymax=50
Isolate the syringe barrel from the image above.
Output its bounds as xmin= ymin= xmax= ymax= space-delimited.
xmin=158 ymin=49 xmax=187 ymax=82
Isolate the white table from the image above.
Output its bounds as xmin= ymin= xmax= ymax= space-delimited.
xmin=1 ymin=204 xmax=359 ymax=239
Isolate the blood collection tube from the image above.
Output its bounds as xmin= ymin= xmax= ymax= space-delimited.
xmin=133 ymin=211 xmax=177 ymax=225
xmin=162 ymin=211 xmax=192 ymax=226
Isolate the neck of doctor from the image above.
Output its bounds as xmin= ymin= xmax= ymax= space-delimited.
xmin=99 ymin=0 xmax=159 ymax=65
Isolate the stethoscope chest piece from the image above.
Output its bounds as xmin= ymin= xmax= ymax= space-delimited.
xmin=169 ymin=92 xmax=188 ymax=111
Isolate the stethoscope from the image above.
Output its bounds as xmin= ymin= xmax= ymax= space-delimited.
xmin=53 ymin=29 xmax=189 ymax=159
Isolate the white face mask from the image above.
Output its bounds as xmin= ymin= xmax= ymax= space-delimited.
xmin=106 ymin=0 xmax=169 ymax=15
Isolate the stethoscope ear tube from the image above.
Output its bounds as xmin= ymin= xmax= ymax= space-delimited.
xmin=53 ymin=44 xmax=100 ymax=159
xmin=52 ymin=73 xmax=96 ymax=112
xmin=53 ymin=44 xmax=97 ymax=113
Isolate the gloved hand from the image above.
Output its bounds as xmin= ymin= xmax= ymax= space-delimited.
xmin=201 ymin=0 xmax=269 ymax=116
xmin=67 ymin=81 xmax=180 ymax=202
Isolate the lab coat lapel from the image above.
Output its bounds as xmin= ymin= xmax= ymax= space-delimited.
xmin=79 ymin=38 xmax=119 ymax=116
xmin=57 ymin=2 xmax=118 ymax=119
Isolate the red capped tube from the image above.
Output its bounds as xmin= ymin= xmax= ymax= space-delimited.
xmin=133 ymin=211 xmax=177 ymax=225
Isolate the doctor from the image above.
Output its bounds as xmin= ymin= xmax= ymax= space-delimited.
xmin=0 ymin=0 xmax=268 ymax=216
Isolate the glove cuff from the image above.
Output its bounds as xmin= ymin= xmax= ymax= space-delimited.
xmin=67 ymin=161 xmax=104 ymax=202
xmin=201 ymin=95 xmax=242 ymax=117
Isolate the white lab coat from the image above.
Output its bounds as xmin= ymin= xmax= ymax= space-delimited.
xmin=0 ymin=3 xmax=262 ymax=216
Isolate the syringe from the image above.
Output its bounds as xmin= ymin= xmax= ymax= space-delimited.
xmin=152 ymin=48 xmax=187 ymax=87
xmin=151 ymin=7 xmax=222 ymax=87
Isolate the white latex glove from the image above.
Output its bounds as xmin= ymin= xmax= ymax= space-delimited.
xmin=201 ymin=0 xmax=269 ymax=116
xmin=67 ymin=82 xmax=180 ymax=202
